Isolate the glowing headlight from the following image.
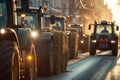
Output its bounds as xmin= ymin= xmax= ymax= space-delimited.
xmin=65 ymin=31 xmax=71 ymax=35
xmin=83 ymin=34 xmax=86 ymax=37
xmin=92 ymin=40 xmax=97 ymax=43
xmin=81 ymin=40 xmax=84 ymax=43
xmin=111 ymin=40 xmax=115 ymax=43
xmin=27 ymin=55 xmax=32 ymax=61
xmin=0 ymin=29 xmax=5 ymax=34
xmin=31 ymin=31 xmax=38 ymax=38
xmin=83 ymin=34 xmax=87 ymax=37
xmin=67 ymin=32 xmax=71 ymax=35
xmin=68 ymin=24 xmax=71 ymax=27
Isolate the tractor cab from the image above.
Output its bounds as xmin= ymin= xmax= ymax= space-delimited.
xmin=17 ymin=13 xmax=39 ymax=29
xmin=44 ymin=15 xmax=66 ymax=31
xmin=69 ymin=24 xmax=89 ymax=52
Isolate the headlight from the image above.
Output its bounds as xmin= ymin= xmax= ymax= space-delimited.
xmin=65 ymin=31 xmax=71 ymax=35
xmin=0 ymin=29 xmax=6 ymax=34
xmin=81 ymin=40 xmax=84 ymax=43
xmin=31 ymin=31 xmax=38 ymax=38
xmin=68 ymin=24 xmax=71 ymax=27
xmin=27 ymin=55 xmax=32 ymax=61
xmin=111 ymin=40 xmax=116 ymax=43
xmin=83 ymin=34 xmax=86 ymax=37
xmin=92 ymin=40 xmax=97 ymax=43
xmin=83 ymin=34 xmax=87 ymax=37
xmin=67 ymin=32 xmax=71 ymax=35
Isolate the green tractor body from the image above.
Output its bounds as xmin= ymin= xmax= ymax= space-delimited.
xmin=16 ymin=6 xmax=69 ymax=76
xmin=0 ymin=0 xmax=37 ymax=80
xmin=89 ymin=20 xmax=118 ymax=56
xmin=70 ymin=24 xmax=89 ymax=52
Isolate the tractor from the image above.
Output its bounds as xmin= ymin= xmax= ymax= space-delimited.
xmin=89 ymin=20 xmax=119 ymax=56
xmin=69 ymin=24 xmax=89 ymax=53
xmin=0 ymin=0 xmax=37 ymax=80
xmin=39 ymin=15 xmax=69 ymax=75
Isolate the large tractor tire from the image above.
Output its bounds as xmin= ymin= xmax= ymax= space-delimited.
xmin=36 ymin=32 xmax=54 ymax=77
xmin=17 ymin=28 xmax=37 ymax=80
xmin=80 ymin=43 xmax=88 ymax=53
xmin=80 ymin=38 xmax=89 ymax=53
xmin=90 ymin=42 xmax=96 ymax=55
xmin=0 ymin=41 xmax=20 ymax=80
xmin=80 ymin=35 xmax=89 ymax=53
xmin=52 ymin=31 xmax=69 ymax=74
xmin=22 ymin=44 xmax=37 ymax=80
xmin=62 ymin=33 xmax=69 ymax=72
xmin=112 ymin=43 xmax=118 ymax=56
xmin=68 ymin=32 xmax=78 ymax=59
xmin=30 ymin=45 xmax=37 ymax=80
xmin=62 ymin=44 xmax=69 ymax=72
xmin=52 ymin=32 xmax=63 ymax=74
xmin=67 ymin=28 xmax=79 ymax=59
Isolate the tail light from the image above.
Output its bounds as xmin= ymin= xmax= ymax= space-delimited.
xmin=100 ymin=35 xmax=108 ymax=42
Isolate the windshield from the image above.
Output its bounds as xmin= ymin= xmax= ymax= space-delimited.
xmin=71 ymin=25 xmax=82 ymax=33
xmin=0 ymin=0 xmax=6 ymax=27
xmin=17 ymin=13 xmax=38 ymax=29
xmin=96 ymin=25 xmax=112 ymax=34
xmin=53 ymin=18 xmax=64 ymax=30
xmin=44 ymin=17 xmax=64 ymax=30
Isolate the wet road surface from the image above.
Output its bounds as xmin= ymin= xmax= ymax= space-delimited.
xmin=36 ymin=50 xmax=120 ymax=80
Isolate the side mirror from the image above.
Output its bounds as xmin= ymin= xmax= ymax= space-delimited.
xmin=116 ymin=26 xmax=119 ymax=31
xmin=89 ymin=24 xmax=91 ymax=30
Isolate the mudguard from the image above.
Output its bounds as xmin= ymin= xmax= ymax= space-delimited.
xmin=0 ymin=28 xmax=19 ymax=44
xmin=36 ymin=32 xmax=54 ymax=76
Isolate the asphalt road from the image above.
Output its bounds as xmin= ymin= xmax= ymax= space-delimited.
xmin=36 ymin=50 xmax=120 ymax=80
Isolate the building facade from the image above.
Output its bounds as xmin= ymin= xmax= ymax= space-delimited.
xmin=16 ymin=0 xmax=69 ymax=16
